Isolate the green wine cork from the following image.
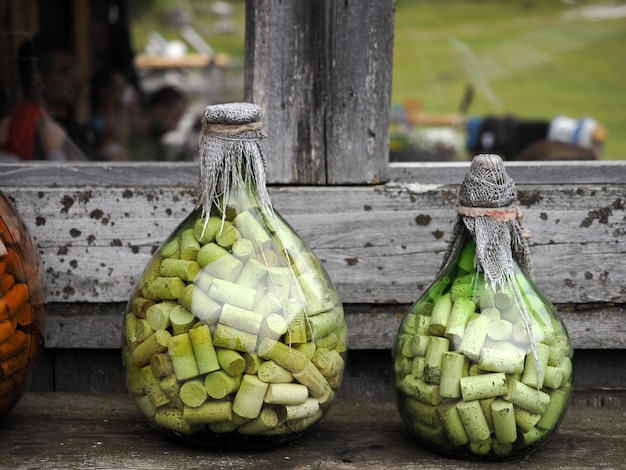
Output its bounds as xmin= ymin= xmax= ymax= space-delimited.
xmin=236 ymin=258 xmax=267 ymax=289
xmin=179 ymin=284 xmax=221 ymax=324
xmin=234 ymin=210 xmax=272 ymax=249
xmin=401 ymin=334 xmax=429 ymax=358
xmin=266 ymin=266 xmax=292 ymax=302
xmin=440 ymin=351 xmax=468 ymax=398
xmin=134 ymin=318 xmax=154 ymax=345
xmin=179 ymin=378 xmax=208 ymax=408
xmin=460 ymin=372 xmax=508 ymax=401
xmin=212 ymin=323 xmax=258 ymax=353
xmin=544 ymin=365 xmax=564 ymax=389
xmin=159 ymin=258 xmax=201 ymax=282
xmin=232 ymin=239 xmax=255 ymax=259
xmin=521 ymin=342 xmax=550 ymax=389
xmin=449 ymin=276 xmax=475 ymax=302
xmin=232 ymin=374 xmax=269 ymax=419
xmin=238 ymin=407 xmax=280 ymax=434
xmin=445 ymin=297 xmax=475 ymax=345
xmin=169 ymin=305 xmax=196 ymax=335
xmin=478 ymin=347 xmax=525 ymax=374
xmin=142 ymin=277 xmax=186 ymax=300
xmin=491 ymin=398 xmax=517 ymax=444
xmin=263 ymin=313 xmax=289 ymax=339
xmin=400 ymin=375 xmax=442 ymax=406
xmin=292 ymin=359 xmax=332 ymax=398
xmin=168 ymin=332 xmax=200 ymax=381
xmin=130 ymin=297 xmax=156 ymax=320
xmin=537 ymin=388 xmax=570 ymax=431
xmin=457 ymin=399 xmax=491 ymax=442
xmin=155 ymin=407 xmax=196 ymax=434
xmin=188 ymin=324 xmax=220 ymax=375
xmin=219 ymin=303 xmax=264 ymax=334
xmin=514 ymin=405 xmax=542 ymax=432
xmin=297 ymin=270 xmax=336 ymax=315
xmin=135 ymin=393 xmax=157 ymax=419
xmin=258 ymin=360 xmax=294 ymax=383
xmin=486 ymin=319 xmax=513 ymax=341
xmin=132 ymin=329 xmax=172 ymax=368
xmin=161 ymin=237 xmax=180 ymax=259
xmin=411 ymin=356 xmax=425 ymax=379
xmin=216 ymin=347 xmax=246 ymax=376
xmin=243 ymin=352 xmax=263 ymax=374
xmin=180 ymin=228 xmax=200 ymax=261
xmin=204 ymin=370 xmax=242 ymax=399
xmin=140 ymin=364 xmax=170 ymax=407
xmin=150 ymin=352 xmax=175 ymax=378
xmin=197 ymin=242 xmax=243 ymax=282
xmin=437 ymin=401 xmax=469 ymax=446
xmin=215 ymin=220 xmax=240 ymax=248
xmin=159 ymin=374 xmax=185 ymax=410
xmin=282 ymin=397 xmax=321 ymax=421
xmin=209 ymin=278 xmax=258 ymax=311
xmin=429 ymin=293 xmax=452 ymax=336
xmin=264 ymin=383 xmax=309 ymax=405
xmin=255 ymin=292 xmax=282 ymax=316
xmin=284 ymin=299 xmax=308 ymax=344
xmin=459 ymin=314 xmax=491 ymax=361
xmin=479 ymin=397 xmax=495 ymax=431
xmin=194 ymin=216 xmax=222 ymax=244
xmin=146 ymin=300 xmax=176 ymax=331
xmin=258 ymin=338 xmax=307 ymax=372
xmin=458 ymin=241 xmax=476 ymax=273
xmin=423 ymin=336 xmax=450 ymax=384
xmin=505 ymin=379 xmax=550 ymax=414
xmin=405 ymin=397 xmax=442 ymax=428
xmin=184 ymin=401 xmax=232 ymax=424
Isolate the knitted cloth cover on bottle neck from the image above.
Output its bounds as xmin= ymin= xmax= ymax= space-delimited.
xmin=197 ymin=102 xmax=272 ymax=220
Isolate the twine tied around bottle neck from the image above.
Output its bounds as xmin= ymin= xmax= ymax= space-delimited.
xmin=197 ymin=103 xmax=273 ymax=220
xmin=202 ymin=121 xmax=265 ymax=139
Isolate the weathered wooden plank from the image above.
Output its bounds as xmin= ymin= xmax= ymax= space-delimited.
xmin=1 ymin=160 xmax=625 ymax=187
xmin=390 ymin=160 xmax=626 ymax=185
xmin=2 ymin=177 xmax=623 ymax=305
xmin=245 ymin=1 xmax=393 ymax=184
xmin=2 ymin=393 xmax=624 ymax=470
xmin=41 ymin=303 xmax=624 ymax=350
xmin=29 ymin=347 xmax=626 ymax=396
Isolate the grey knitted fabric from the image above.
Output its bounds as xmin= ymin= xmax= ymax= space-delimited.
xmin=441 ymin=153 xmax=532 ymax=288
xmin=197 ymin=103 xmax=272 ymax=218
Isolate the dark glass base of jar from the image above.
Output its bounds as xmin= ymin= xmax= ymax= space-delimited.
xmin=154 ymin=424 xmax=310 ymax=450
xmin=394 ymin=389 xmax=571 ymax=462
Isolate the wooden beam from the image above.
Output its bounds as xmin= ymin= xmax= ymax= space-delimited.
xmin=244 ymin=0 xmax=394 ymax=184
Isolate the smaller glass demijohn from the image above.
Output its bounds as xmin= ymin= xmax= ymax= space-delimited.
xmin=122 ymin=103 xmax=347 ymax=448
xmin=392 ymin=154 xmax=573 ymax=460
xmin=0 ymin=192 xmax=46 ymax=416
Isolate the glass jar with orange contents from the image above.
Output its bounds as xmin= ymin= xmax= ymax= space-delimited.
xmin=0 ymin=192 xmax=46 ymax=416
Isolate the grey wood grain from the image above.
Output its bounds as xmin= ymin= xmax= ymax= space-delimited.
xmin=244 ymin=1 xmax=394 ymax=184
xmin=3 ymin=392 xmax=624 ymax=469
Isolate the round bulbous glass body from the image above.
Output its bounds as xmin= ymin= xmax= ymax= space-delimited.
xmin=0 ymin=193 xmax=46 ymax=416
xmin=392 ymin=236 xmax=573 ymax=460
xmin=122 ymin=189 xmax=347 ymax=448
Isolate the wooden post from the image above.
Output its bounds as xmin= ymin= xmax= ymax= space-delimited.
xmin=244 ymin=0 xmax=395 ymax=185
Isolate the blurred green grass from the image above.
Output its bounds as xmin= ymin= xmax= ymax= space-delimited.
xmin=393 ymin=0 xmax=626 ymax=160
xmin=130 ymin=0 xmax=626 ymax=159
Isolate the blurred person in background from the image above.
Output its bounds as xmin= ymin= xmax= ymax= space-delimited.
xmin=86 ymin=68 xmax=140 ymax=161
xmin=0 ymin=33 xmax=86 ymax=161
xmin=126 ymin=85 xmax=187 ymax=161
